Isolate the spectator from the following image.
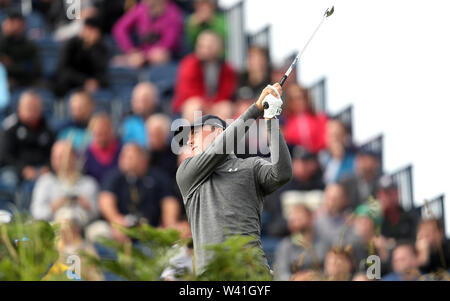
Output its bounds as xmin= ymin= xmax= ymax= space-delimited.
xmin=97 ymin=143 xmax=181 ymax=242
xmin=83 ymin=113 xmax=121 ymax=184
xmin=415 ymin=218 xmax=450 ymax=274
xmin=172 ymin=30 xmax=237 ymax=114
xmin=382 ymin=242 xmax=420 ymax=281
xmin=30 ymin=140 xmax=99 ymax=227
xmin=1 ymin=90 xmax=54 ymax=181
xmin=324 ymin=245 xmax=355 ymax=281
xmin=273 ymin=203 xmax=328 ymax=280
xmin=53 ymin=207 xmax=104 ymax=281
xmin=264 ymin=146 xmax=324 ymax=237
xmin=351 ymin=203 xmax=391 ymax=276
xmin=377 ymin=175 xmax=419 ymax=241
xmin=146 ymin=113 xmax=177 ymax=178
xmin=319 ymin=119 xmax=356 ymax=185
xmin=186 ymin=0 xmax=227 ymax=51
xmin=57 ymin=90 xmax=95 ymax=152
xmin=314 ymin=184 xmax=355 ymax=248
xmin=0 ymin=11 xmax=42 ymax=90
xmin=121 ymin=82 xmax=158 ymax=148
xmin=112 ymin=0 xmax=183 ymax=67
xmin=283 ymin=84 xmax=328 ymax=153
xmin=340 ymin=148 xmax=381 ymax=210
xmin=238 ymin=46 xmax=271 ymax=100
xmin=54 ymin=17 xmax=109 ymax=97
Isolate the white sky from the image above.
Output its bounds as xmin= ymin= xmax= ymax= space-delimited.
xmin=219 ymin=0 xmax=450 ymax=236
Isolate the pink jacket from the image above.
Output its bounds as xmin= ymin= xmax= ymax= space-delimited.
xmin=112 ymin=1 xmax=183 ymax=55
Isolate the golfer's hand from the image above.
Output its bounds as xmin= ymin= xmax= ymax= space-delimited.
xmin=256 ymin=83 xmax=283 ymax=111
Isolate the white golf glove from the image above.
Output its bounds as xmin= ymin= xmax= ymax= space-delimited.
xmin=262 ymin=85 xmax=283 ymax=119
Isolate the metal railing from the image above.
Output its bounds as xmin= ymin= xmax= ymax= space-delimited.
xmin=391 ymin=165 xmax=415 ymax=211
xmin=225 ymin=1 xmax=247 ymax=72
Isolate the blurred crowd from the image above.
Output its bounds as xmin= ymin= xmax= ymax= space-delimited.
xmin=0 ymin=0 xmax=448 ymax=281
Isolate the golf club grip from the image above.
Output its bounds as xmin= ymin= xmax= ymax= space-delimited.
xmin=279 ymin=75 xmax=288 ymax=87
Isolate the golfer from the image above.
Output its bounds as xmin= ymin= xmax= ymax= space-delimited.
xmin=176 ymin=83 xmax=292 ymax=274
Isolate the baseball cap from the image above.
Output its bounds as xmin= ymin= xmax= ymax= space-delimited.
xmin=378 ymin=175 xmax=398 ymax=190
xmin=291 ymin=146 xmax=316 ymax=161
xmin=357 ymin=146 xmax=380 ymax=158
xmin=174 ymin=114 xmax=227 ymax=147
xmin=176 ymin=114 xmax=227 ymax=133
xmin=84 ymin=17 xmax=102 ymax=30
xmin=354 ymin=203 xmax=382 ymax=228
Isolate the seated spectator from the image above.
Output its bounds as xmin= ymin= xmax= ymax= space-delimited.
xmin=319 ymin=119 xmax=356 ymax=185
xmin=314 ymin=184 xmax=355 ymax=248
xmin=121 ymin=82 xmax=158 ymax=148
xmin=30 ymin=140 xmax=99 ymax=227
xmin=351 ymin=203 xmax=391 ymax=275
xmin=112 ymin=0 xmax=183 ymax=68
xmin=58 ymin=90 xmax=95 ymax=152
xmin=180 ymin=96 xmax=205 ymax=124
xmin=83 ymin=113 xmax=121 ymax=184
xmin=377 ymin=175 xmax=419 ymax=241
xmin=0 ymin=11 xmax=42 ymax=90
xmin=96 ymin=143 xmax=181 ymax=243
xmin=273 ymin=203 xmax=328 ymax=281
xmin=1 ymin=90 xmax=54 ymax=182
xmin=340 ymin=148 xmax=381 ymax=210
xmin=146 ymin=113 xmax=177 ymax=178
xmin=53 ymin=207 xmax=104 ymax=281
xmin=415 ymin=218 xmax=450 ymax=275
xmin=172 ymin=30 xmax=236 ymax=114
xmin=54 ymin=17 xmax=109 ymax=97
xmin=238 ymin=46 xmax=271 ymax=100
xmin=283 ymin=84 xmax=328 ymax=153
xmin=264 ymin=146 xmax=325 ymax=237
xmin=324 ymin=245 xmax=355 ymax=281
xmin=382 ymin=242 xmax=420 ymax=281
xmin=186 ymin=0 xmax=227 ymax=50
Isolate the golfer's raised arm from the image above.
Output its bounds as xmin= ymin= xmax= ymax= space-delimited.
xmin=254 ymin=117 xmax=293 ymax=196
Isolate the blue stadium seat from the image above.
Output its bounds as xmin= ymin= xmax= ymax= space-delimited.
xmin=36 ymin=38 xmax=61 ymax=79
xmin=146 ymin=62 xmax=178 ymax=107
xmin=25 ymin=11 xmax=50 ymax=40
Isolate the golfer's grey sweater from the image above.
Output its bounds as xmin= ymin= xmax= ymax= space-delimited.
xmin=176 ymin=104 xmax=292 ymax=274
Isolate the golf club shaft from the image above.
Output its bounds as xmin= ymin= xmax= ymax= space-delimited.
xmin=279 ymin=7 xmax=333 ymax=87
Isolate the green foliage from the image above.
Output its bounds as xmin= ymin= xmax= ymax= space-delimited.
xmin=193 ymin=235 xmax=273 ymax=281
xmin=0 ymin=218 xmax=274 ymax=281
xmin=84 ymin=224 xmax=183 ymax=281
xmin=0 ymin=214 xmax=65 ymax=281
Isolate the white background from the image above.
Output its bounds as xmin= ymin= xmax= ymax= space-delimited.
xmin=219 ymin=0 xmax=450 ymax=236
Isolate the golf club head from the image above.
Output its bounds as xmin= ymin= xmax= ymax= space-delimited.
xmin=325 ymin=6 xmax=335 ymax=18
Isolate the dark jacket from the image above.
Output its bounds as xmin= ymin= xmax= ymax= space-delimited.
xmin=0 ymin=33 xmax=42 ymax=87
xmin=1 ymin=114 xmax=54 ymax=177
xmin=54 ymin=36 xmax=109 ymax=97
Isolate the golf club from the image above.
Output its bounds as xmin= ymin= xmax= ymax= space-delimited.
xmin=263 ymin=6 xmax=334 ymax=110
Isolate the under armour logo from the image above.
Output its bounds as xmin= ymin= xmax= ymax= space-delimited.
xmin=228 ymin=168 xmax=238 ymax=172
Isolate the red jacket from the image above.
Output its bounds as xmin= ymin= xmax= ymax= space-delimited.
xmin=172 ymin=54 xmax=237 ymax=113
xmin=283 ymin=112 xmax=328 ymax=154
